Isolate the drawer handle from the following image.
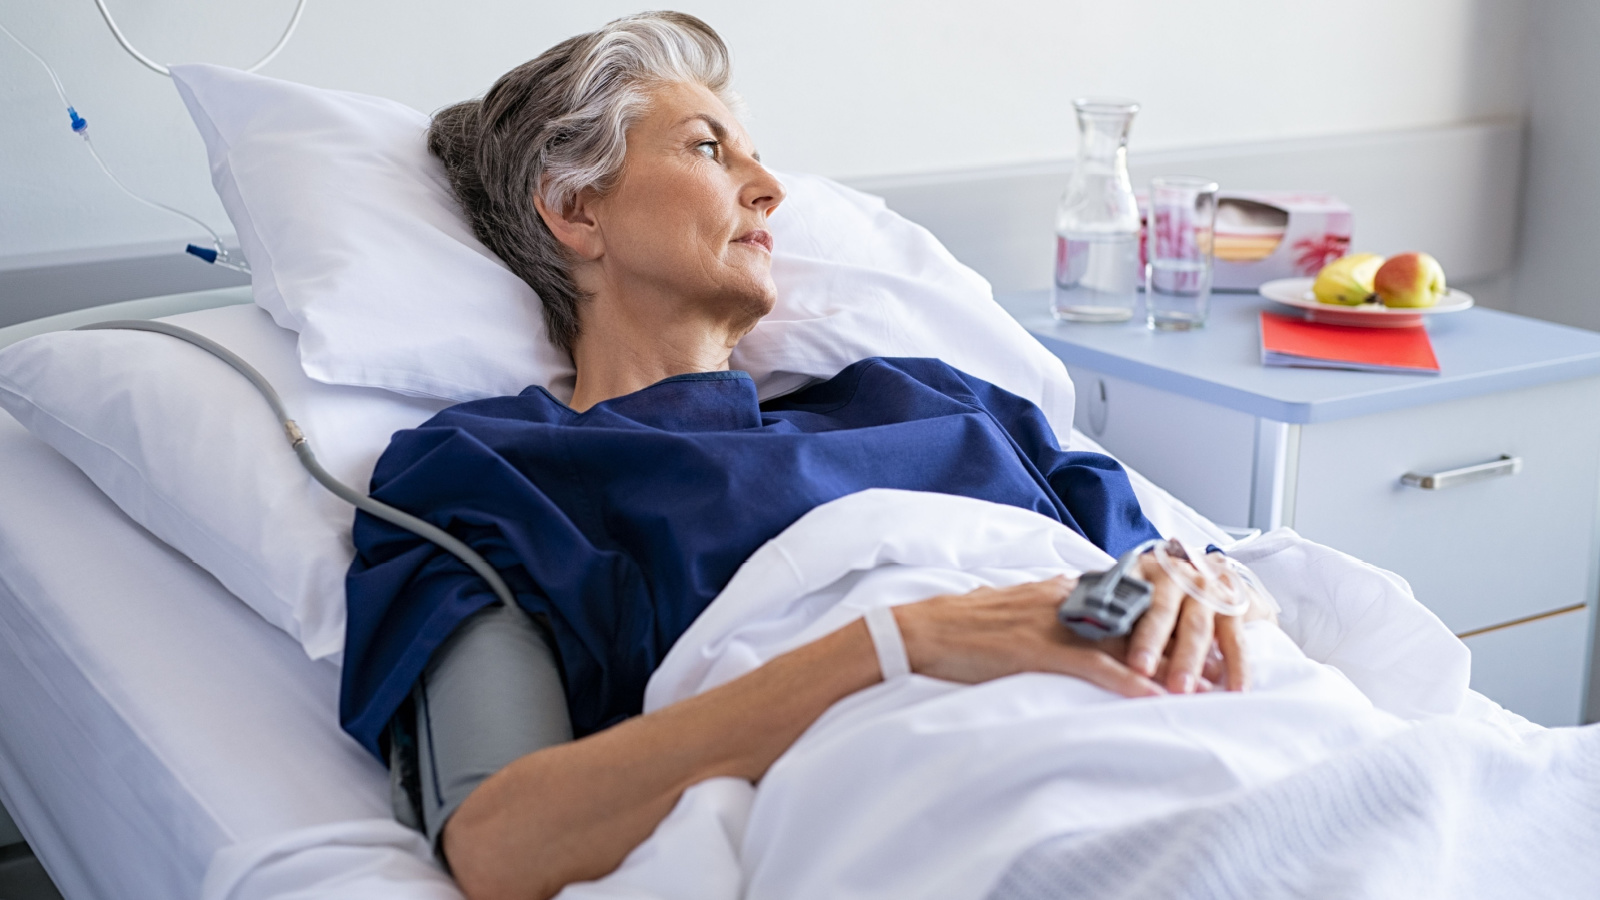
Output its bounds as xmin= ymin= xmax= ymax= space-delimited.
xmin=1401 ymin=455 xmax=1521 ymax=490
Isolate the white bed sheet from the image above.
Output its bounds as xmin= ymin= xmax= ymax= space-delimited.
xmin=0 ymin=413 xmax=397 ymax=900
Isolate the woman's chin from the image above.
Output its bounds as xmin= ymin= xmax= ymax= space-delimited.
xmin=748 ymin=281 xmax=779 ymax=319
xmin=721 ymin=271 xmax=778 ymax=316
xmin=714 ymin=283 xmax=777 ymax=337
xmin=687 ymin=263 xmax=777 ymax=330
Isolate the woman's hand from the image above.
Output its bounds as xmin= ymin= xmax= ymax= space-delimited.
xmin=898 ymin=551 xmax=1279 ymax=698
xmin=1123 ymin=550 xmax=1276 ymax=694
xmin=895 ymin=576 xmax=1168 ymax=698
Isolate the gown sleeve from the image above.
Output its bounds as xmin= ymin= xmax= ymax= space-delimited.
xmin=341 ymin=421 xmax=578 ymax=760
xmin=947 ymin=367 xmax=1164 ymax=557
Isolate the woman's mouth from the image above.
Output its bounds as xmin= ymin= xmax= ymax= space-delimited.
xmin=733 ymin=229 xmax=773 ymax=253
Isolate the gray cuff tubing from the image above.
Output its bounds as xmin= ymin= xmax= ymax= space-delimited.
xmin=391 ymin=602 xmax=574 ymax=853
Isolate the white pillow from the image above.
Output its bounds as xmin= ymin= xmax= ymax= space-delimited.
xmin=732 ymin=171 xmax=1076 ymax=426
xmin=169 ymin=64 xmax=1075 ymax=424
xmin=0 ymin=304 xmax=446 ymax=661
xmin=171 ymin=65 xmax=570 ymax=403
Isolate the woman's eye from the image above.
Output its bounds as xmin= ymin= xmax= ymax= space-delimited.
xmin=695 ymin=140 xmax=719 ymax=159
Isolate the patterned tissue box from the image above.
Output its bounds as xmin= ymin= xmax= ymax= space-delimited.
xmin=1138 ymin=191 xmax=1353 ymax=292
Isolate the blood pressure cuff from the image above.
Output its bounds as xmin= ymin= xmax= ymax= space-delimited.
xmin=388 ymin=602 xmax=573 ymax=860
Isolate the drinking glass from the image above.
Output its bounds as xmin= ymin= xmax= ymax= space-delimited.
xmin=1145 ymin=176 xmax=1219 ymax=331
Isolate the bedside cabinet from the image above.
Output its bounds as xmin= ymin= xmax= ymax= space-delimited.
xmin=999 ymin=290 xmax=1600 ymax=726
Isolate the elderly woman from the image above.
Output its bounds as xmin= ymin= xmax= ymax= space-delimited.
xmin=342 ymin=12 xmax=1262 ymax=900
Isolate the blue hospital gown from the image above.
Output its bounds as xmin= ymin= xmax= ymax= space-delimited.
xmin=341 ymin=357 xmax=1161 ymax=758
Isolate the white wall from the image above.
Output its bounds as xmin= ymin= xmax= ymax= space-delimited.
xmin=1511 ymin=1 xmax=1600 ymax=332
xmin=0 ymin=0 xmax=1528 ymax=267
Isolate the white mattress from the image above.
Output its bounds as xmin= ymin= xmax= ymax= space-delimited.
xmin=0 ymin=412 xmax=391 ymax=900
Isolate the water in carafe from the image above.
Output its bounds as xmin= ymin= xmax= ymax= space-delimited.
xmin=1055 ymin=231 xmax=1140 ymax=321
xmin=1051 ymin=98 xmax=1142 ymax=323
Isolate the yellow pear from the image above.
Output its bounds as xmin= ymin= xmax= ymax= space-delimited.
xmin=1312 ymin=253 xmax=1384 ymax=306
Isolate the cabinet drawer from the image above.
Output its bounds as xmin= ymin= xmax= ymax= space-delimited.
xmin=1291 ymin=377 xmax=1600 ymax=634
xmin=1462 ymin=606 xmax=1592 ymax=727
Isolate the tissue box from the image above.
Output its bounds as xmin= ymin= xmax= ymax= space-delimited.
xmin=1139 ymin=191 xmax=1353 ymax=292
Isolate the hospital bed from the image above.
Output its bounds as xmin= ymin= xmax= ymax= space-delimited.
xmin=6 ymin=281 xmax=1600 ymax=899
xmin=0 ymin=282 xmax=1236 ymax=899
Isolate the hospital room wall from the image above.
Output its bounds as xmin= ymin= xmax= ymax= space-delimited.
xmin=1508 ymin=1 xmax=1600 ymax=333
xmin=0 ymin=0 xmax=1529 ymax=272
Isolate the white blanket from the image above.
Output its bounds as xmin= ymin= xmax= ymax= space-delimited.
xmin=552 ymin=489 xmax=1496 ymax=900
xmin=987 ymin=714 xmax=1600 ymax=900
xmin=209 ymin=489 xmax=1584 ymax=900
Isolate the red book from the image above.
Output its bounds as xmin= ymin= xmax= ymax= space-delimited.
xmin=1259 ymin=312 xmax=1439 ymax=375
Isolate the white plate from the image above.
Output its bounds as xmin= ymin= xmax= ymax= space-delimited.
xmin=1259 ymin=277 xmax=1473 ymax=328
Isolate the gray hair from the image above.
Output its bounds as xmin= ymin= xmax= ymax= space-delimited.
xmin=428 ymin=11 xmax=738 ymax=354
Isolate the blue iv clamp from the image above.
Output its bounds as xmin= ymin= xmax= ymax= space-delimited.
xmin=1057 ymin=539 xmax=1164 ymax=641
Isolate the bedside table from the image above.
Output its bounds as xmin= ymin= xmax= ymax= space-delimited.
xmin=998 ymin=290 xmax=1600 ymax=727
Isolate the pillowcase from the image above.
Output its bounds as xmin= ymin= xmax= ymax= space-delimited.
xmin=0 ymin=304 xmax=446 ymax=661
xmin=731 ymin=171 xmax=1076 ymax=428
xmin=171 ymin=65 xmax=571 ymax=403
xmin=169 ymin=64 xmax=1075 ymax=426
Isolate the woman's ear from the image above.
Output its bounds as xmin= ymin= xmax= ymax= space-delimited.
xmin=534 ymin=188 xmax=605 ymax=261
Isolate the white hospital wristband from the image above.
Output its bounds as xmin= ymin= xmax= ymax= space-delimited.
xmin=864 ymin=605 xmax=912 ymax=681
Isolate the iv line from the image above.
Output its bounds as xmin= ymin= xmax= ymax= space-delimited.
xmin=0 ymin=18 xmax=69 ymax=100
xmin=0 ymin=16 xmax=250 ymax=272
xmin=82 ymin=130 xmax=246 ymax=272
xmin=92 ymin=0 xmax=310 ymax=77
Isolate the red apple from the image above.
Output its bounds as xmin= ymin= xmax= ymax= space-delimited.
xmin=1374 ymin=252 xmax=1447 ymax=308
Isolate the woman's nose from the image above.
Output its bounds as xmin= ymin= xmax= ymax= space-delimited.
xmin=743 ymin=164 xmax=785 ymax=214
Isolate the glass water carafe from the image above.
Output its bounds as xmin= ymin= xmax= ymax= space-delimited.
xmin=1052 ymin=98 xmax=1142 ymax=323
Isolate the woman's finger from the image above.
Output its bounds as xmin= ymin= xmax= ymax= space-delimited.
xmin=1054 ymin=647 xmax=1166 ymax=698
xmin=1200 ymin=642 xmax=1225 ymax=684
xmin=1125 ymin=555 xmax=1182 ymax=677
xmin=1215 ymin=614 xmax=1249 ymax=691
xmin=1164 ymin=597 xmax=1215 ymax=693
xmin=1149 ymin=656 xmax=1219 ymax=692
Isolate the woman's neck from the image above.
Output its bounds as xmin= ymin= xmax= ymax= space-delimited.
xmin=567 ymin=290 xmax=754 ymax=412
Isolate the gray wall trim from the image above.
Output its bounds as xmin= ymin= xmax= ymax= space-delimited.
xmin=0 ymin=248 xmax=249 ymax=330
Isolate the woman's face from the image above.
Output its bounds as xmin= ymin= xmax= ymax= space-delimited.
xmin=584 ymin=80 xmax=785 ymax=327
